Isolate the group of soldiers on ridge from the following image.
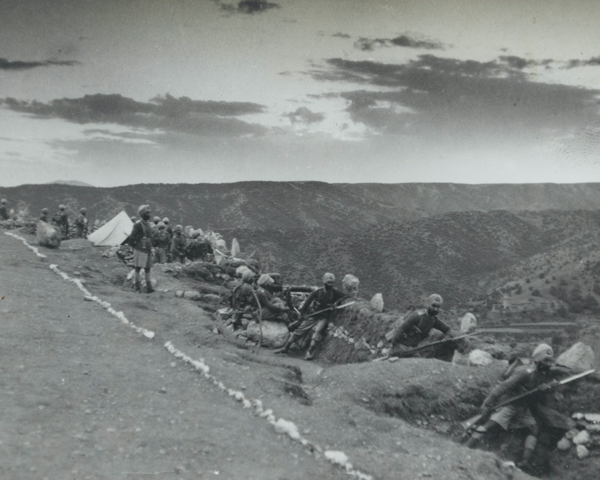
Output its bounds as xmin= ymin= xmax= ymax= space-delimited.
xmin=126 ymin=204 xmax=215 ymax=293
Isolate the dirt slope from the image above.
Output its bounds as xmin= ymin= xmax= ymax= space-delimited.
xmin=0 ymin=231 xmax=538 ymax=480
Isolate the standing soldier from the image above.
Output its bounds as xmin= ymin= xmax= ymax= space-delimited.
xmin=0 ymin=198 xmax=9 ymax=220
xmin=152 ymin=222 xmax=171 ymax=264
xmin=162 ymin=217 xmax=173 ymax=261
xmin=39 ymin=208 xmax=49 ymax=222
xmin=170 ymin=225 xmax=186 ymax=263
xmin=128 ymin=205 xmax=155 ymax=293
xmin=54 ymin=204 xmax=70 ymax=239
xmin=275 ymin=273 xmax=348 ymax=360
xmin=75 ymin=208 xmax=89 ymax=238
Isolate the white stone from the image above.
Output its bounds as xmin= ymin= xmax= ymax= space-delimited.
xmin=175 ymin=291 xmax=184 ymax=298
xmin=460 ymin=313 xmax=478 ymax=334
xmin=370 ymin=293 xmax=384 ymax=312
xmin=452 ymin=350 xmax=469 ymax=366
xmin=557 ymin=438 xmax=572 ymax=451
xmin=565 ymin=428 xmax=580 ymax=440
xmin=36 ymin=221 xmax=61 ymax=249
xmin=556 ymin=342 xmax=595 ymax=371
xmin=584 ymin=413 xmax=600 ymax=423
xmin=573 ymin=430 xmax=591 ymax=445
xmin=245 ymin=321 xmax=289 ymax=348
xmin=576 ymin=445 xmax=589 ymax=459
xmin=183 ymin=291 xmax=201 ymax=300
xmin=468 ymin=349 xmax=494 ymax=367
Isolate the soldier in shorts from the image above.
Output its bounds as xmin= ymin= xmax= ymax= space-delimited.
xmin=129 ymin=205 xmax=155 ymax=293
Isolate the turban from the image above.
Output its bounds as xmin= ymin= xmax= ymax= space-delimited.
xmin=257 ymin=274 xmax=274 ymax=286
xmin=532 ymin=344 xmax=553 ymax=362
xmin=322 ymin=273 xmax=335 ymax=283
xmin=241 ymin=270 xmax=255 ymax=282
xmin=138 ymin=205 xmax=151 ymax=215
xmin=425 ymin=294 xmax=443 ymax=308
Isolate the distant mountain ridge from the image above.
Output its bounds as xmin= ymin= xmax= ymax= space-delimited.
xmin=2 ymin=181 xmax=600 ymax=231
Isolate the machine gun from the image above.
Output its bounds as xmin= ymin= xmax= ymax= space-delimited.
xmin=262 ymin=284 xmax=317 ymax=294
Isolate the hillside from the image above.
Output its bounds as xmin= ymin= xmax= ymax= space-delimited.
xmin=3 ymin=182 xmax=600 ymax=232
xmin=3 ymin=181 xmax=600 ymax=314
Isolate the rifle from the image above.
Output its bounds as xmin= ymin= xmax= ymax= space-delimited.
xmin=461 ymin=368 xmax=596 ymax=431
xmin=286 ymin=301 xmax=356 ymax=332
xmin=305 ymin=301 xmax=356 ymax=318
xmin=395 ymin=332 xmax=480 ymax=357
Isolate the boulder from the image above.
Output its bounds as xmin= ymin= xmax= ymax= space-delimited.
xmin=342 ymin=274 xmax=360 ymax=298
xmin=573 ymin=430 xmax=591 ymax=446
xmin=245 ymin=320 xmax=289 ymax=348
xmin=231 ymin=238 xmax=240 ymax=257
xmin=370 ymin=293 xmax=384 ymax=312
xmin=459 ymin=313 xmax=477 ymax=334
xmin=175 ymin=291 xmax=184 ymax=298
xmin=183 ymin=291 xmax=201 ymax=301
xmin=468 ymin=349 xmax=494 ymax=367
xmin=556 ymin=342 xmax=595 ymax=371
xmin=36 ymin=221 xmax=61 ymax=249
xmin=576 ymin=445 xmax=589 ymax=459
xmin=557 ymin=437 xmax=572 ymax=451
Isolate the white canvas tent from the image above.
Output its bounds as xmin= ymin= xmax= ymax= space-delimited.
xmin=87 ymin=211 xmax=134 ymax=246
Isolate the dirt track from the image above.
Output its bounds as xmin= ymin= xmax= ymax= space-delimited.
xmin=0 ymin=232 xmax=348 ymax=480
xmin=0 ymin=231 xmax=539 ymax=480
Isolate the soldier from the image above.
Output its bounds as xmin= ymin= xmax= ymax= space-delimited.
xmin=184 ymin=231 xmax=214 ymax=262
xmin=39 ymin=208 xmax=49 ymax=223
xmin=152 ymin=222 xmax=171 ymax=264
xmin=275 ymin=272 xmax=348 ymax=360
xmin=152 ymin=216 xmax=161 ymax=232
xmin=54 ymin=204 xmax=70 ymax=239
xmin=230 ymin=270 xmax=257 ymax=330
xmin=170 ymin=225 xmax=186 ymax=263
xmin=465 ymin=344 xmax=569 ymax=470
xmin=162 ymin=217 xmax=173 ymax=261
xmin=128 ymin=205 xmax=155 ymax=293
xmin=0 ymin=198 xmax=9 ymax=220
xmin=387 ymin=294 xmax=456 ymax=361
xmin=74 ymin=208 xmax=89 ymax=238
xmin=253 ymin=274 xmax=293 ymax=323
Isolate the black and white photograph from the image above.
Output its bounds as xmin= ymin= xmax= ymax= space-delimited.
xmin=1 ymin=1 xmax=600 ymax=479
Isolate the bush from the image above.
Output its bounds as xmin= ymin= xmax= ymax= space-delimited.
xmin=531 ymin=289 xmax=541 ymax=297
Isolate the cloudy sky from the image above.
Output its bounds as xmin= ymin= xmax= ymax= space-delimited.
xmin=1 ymin=0 xmax=600 ymax=187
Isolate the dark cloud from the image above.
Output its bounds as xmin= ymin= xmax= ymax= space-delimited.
xmin=0 ymin=58 xmax=79 ymax=70
xmin=354 ymin=34 xmax=443 ymax=52
xmin=1 ymin=93 xmax=267 ymax=138
xmin=310 ymin=55 xmax=600 ymax=136
xmin=284 ymin=107 xmax=325 ymax=125
xmin=332 ymin=32 xmax=351 ymax=39
xmin=498 ymin=55 xmax=552 ymax=70
xmin=566 ymin=56 xmax=600 ymax=68
xmin=220 ymin=1 xmax=280 ymax=15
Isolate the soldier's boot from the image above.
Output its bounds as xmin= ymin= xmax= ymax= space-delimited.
xmin=465 ymin=430 xmax=484 ymax=449
xmin=134 ymin=282 xmax=142 ymax=293
xmin=305 ymin=340 xmax=318 ymax=360
xmin=146 ymin=284 xmax=155 ymax=294
xmin=274 ymin=337 xmax=294 ymax=354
